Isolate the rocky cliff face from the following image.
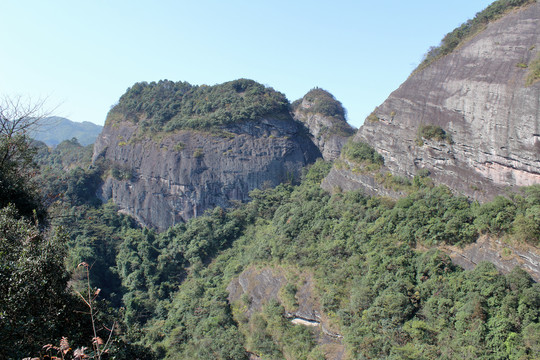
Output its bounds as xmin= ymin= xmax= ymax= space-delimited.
xmin=93 ymin=117 xmax=320 ymax=231
xmin=440 ymin=235 xmax=540 ymax=282
xmin=330 ymin=2 xmax=540 ymax=201
xmin=292 ymin=89 xmax=355 ymax=161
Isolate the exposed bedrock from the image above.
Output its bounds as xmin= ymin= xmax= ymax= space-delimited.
xmin=93 ymin=117 xmax=321 ymax=231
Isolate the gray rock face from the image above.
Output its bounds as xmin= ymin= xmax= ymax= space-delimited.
xmin=440 ymin=236 xmax=540 ymax=282
xmin=340 ymin=3 xmax=540 ymax=200
xmin=93 ymin=117 xmax=321 ymax=231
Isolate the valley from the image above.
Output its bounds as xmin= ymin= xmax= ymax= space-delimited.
xmin=1 ymin=1 xmax=539 ymax=359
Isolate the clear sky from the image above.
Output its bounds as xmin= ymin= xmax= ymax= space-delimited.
xmin=1 ymin=0 xmax=494 ymax=128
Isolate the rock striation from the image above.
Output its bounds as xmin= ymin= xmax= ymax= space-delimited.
xmin=93 ymin=117 xmax=320 ymax=231
xmin=292 ymin=88 xmax=355 ymax=161
xmin=329 ymin=2 xmax=540 ymax=201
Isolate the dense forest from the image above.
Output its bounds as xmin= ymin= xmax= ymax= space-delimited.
xmin=1 ymin=120 xmax=538 ymax=359
xmin=107 ymin=79 xmax=290 ymax=133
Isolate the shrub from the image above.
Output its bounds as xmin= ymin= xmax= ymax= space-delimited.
xmin=193 ymin=148 xmax=204 ymax=158
xmin=174 ymin=142 xmax=185 ymax=151
xmin=110 ymin=163 xmax=133 ymax=180
xmin=525 ymin=54 xmax=540 ymax=86
xmin=417 ymin=125 xmax=453 ymax=144
xmin=366 ymin=111 xmax=379 ymax=122
xmin=342 ymin=140 xmax=384 ymax=166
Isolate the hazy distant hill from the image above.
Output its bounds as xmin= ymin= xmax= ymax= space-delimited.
xmin=31 ymin=116 xmax=102 ymax=146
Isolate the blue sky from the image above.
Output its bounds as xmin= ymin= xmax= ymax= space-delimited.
xmin=1 ymin=0 xmax=494 ymax=128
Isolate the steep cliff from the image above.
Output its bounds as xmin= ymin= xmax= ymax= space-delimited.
xmin=328 ymin=1 xmax=540 ymax=201
xmin=292 ymin=88 xmax=355 ymax=161
xmin=93 ymin=80 xmax=321 ymax=231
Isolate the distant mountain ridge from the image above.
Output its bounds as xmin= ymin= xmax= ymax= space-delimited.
xmin=31 ymin=116 xmax=102 ymax=146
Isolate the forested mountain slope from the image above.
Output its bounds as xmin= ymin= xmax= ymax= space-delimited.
xmin=31 ymin=116 xmax=102 ymax=146
xmin=3 ymin=1 xmax=540 ymax=359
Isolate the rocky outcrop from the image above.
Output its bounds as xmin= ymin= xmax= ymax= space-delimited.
xmin=227 ymin=266 xmax=345 ymax=360
xmin=93 ymin=117 xmax=321 ymax=231
xmin=440 ymin=235 xmax=540 ymax=282
xmin=328 ymin=2 xmax=540 ymax=201
xmin=321 ymin=159 xmax=407 ymax=199
xmin=293 ymin=89 xmax=355 ymax=161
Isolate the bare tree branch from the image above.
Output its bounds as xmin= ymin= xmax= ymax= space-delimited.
xmin=0 ymin=95 xmax=56 ymax=138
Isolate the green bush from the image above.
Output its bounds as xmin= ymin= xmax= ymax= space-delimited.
xmin=342 ymin=140 xmax=384 ymax=165
xmin=111 ymin=162 xmax=133 ymax=180
xmin=417 ymin=124 xmax=453 ymax=144
xmin=525 ymin=54 xmax=540 ymax=86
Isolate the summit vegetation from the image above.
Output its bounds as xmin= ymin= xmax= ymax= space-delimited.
xmin=292 ymin=88 xmax=347 ymax=121
xmin=107 ymin=79 xmax=290 ymax=133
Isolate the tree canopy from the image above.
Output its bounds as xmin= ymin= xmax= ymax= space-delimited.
xmin=107 ymin=79 xmax=290 ymax=133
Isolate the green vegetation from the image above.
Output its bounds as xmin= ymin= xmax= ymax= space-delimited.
xmin=36 ymin=155 xmax=538 ymax=359
xmin=292 ymin=88 xmax=346 ymax=120
xmin=366 ymin=111 xmax=379 ymax=122
xmin=173 ymin=142 xmax=185 ymax=151
xmin=417 ymin=0 xmax=535 ymax=72
xmin=111 ymin=166 xmax=537 ymax=359
xmin=193 ymin=148 xmax=204 ymax=158
xmin=108 ymin=79 xmax=290 ymax=133
xmin=417 ymin=124 xmax=453 ymax=145
xmin=110 ymin=162 xmax=133 ymax=180
xmin=0 ymin=113 xmax=93 ymax=357
xmin=525 ymin=53 xmax=540 ymax=86
xmin=341 ymin=139 xmax=384 ymax=166
xmin=2 ymin=105 xmax=539 ymax=358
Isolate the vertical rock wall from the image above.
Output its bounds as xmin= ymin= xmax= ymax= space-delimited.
xmin=93 ymin=117 xmax=321 ymax=231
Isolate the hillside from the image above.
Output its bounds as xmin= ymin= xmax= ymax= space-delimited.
xmin=2 ymin=1 xmax=540 ymax=359
xmin=106 ymin=79 xmax=290 ymax=132
xmin=325 ymin=0 xmax=540 ymax=201
xmin=39 ymin=159 xmax=540 ymax=359
xmin=30 ymin=116 xmax=102 ymax=146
